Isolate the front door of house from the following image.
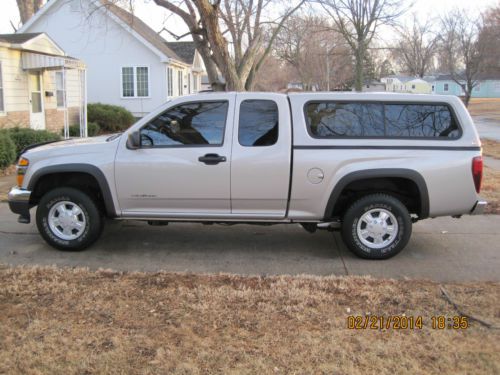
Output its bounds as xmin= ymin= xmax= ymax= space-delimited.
xmin=29 ymin=72 xmax=45 ymax=130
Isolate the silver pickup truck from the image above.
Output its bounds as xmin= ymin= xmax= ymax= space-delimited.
xmin=8 ymin=92 xmax=486 ymax=259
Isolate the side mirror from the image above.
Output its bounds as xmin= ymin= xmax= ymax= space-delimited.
xmin=126 ymin=130 xmax=141 ymax=150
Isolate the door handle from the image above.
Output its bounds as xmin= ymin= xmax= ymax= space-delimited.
xmin=198 ymin=153 xmax=227 ymax=165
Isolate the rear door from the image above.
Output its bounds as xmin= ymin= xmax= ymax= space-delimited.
xmin=230 ymin=93 xmax=292 ymax=218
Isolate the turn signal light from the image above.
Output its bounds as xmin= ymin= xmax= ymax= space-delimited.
xmin=18 ymin=157 xmax=29 ymax=166
xmin=472 ymin=156 xmax=483 ymax=193
xmin=16 ymin=157 xmax=29 ymax=187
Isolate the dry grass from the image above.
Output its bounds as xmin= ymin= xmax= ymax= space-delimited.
xmin=468 ymin=98 xmax=500 ymax=121
xmin=483 ymin=139 xmax=500 ymax=160
xmin=483 ymin=166 xmax=500 ymax=214
xmin=0 ymin=266 xmax=499 ymax=375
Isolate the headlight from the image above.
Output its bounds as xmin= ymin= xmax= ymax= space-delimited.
xmin=16 ymin=157 xmax=29 ymax=187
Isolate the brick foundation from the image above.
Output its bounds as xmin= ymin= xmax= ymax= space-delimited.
xmin=44 ymin=109 xmax=65 ymax=133
xmin=0 ymin=111 xmax=30 ymax=129
xmin=0 ymin=107 xmax=82 ymax=133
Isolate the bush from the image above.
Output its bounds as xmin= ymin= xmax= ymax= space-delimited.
xmin=87 ymin=103 xmax=135 ymax=133
xmin=0 ymin=132 xmax=16 ymax=169
xmin=5 ymin=127 xmax=61 ymax=155
xmin=66 ymin=122 xmax=100 ymax=137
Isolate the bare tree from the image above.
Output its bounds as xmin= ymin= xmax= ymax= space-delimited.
xmin=153 ymin=0 xmax=305 ymax=91
xmin=479 ymin=4 xmax=500 ymax=74
xmin=274 ymin=15 xmax=353 ymax=90
xmin=16 ymin=0 xmax=45 ymax=25
xmin=439 ymin=10 xmax=485 ymax=106
xmin=319 ymin=0 xmax=407 ymax=91
xmin=393 ymin=15 xmax=438 ymax=78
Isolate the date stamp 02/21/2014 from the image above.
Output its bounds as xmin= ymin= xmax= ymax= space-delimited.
xmin=347 ymin=315 xmax=469 ymax=330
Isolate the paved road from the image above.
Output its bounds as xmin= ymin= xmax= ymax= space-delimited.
xmin=473 ymin=116 xmax=500 ymax=141
xmin=0 ymin=203 xmax=498 ymax=282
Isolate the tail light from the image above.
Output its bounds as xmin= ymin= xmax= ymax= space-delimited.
xmin=472 ymin=156 xmax=483 ymax=193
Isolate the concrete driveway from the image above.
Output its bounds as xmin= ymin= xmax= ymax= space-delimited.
xmin=0 ymin=203 xmax=498 ymax=282
xmin=473 ymin=116 xmax=500 ymax=141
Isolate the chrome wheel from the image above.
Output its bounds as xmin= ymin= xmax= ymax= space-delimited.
xmin=48 ymin=201 xmax=86 ymax=240
xmin=356 ymin=208 xmax=398 ymax=249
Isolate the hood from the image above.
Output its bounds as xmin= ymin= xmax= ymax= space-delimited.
xmin=22 ymin=134 xmax=122 ymax=162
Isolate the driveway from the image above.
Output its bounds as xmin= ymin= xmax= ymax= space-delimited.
xmin=1 ymin=203 xmax=498 ymax=282
xmin=473 ymin=115 xmax=500 ymax=141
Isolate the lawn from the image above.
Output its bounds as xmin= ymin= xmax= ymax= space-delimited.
xmin=0 ymin=266 xmax=499 ymax=374
xmin=468 ymin=98 xmax=500 ymax=121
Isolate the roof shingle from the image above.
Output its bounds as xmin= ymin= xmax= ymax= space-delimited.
xmin=101 ymin=1 xmax=184 ymax=63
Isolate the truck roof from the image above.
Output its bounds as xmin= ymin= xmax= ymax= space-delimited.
xmin=188 ymin=91 xmax=460 ymax=104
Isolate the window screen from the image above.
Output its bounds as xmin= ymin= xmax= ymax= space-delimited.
xmin=55 ymin=71 xmax=65 ymax=107
xmin=140 ymin=101 xmax=228 ymax=147
xmin=136 ymin=67 xmax=149 ymax=97
xmin=122 ymin=67 xmax=134 ymax=97
xmin=239 ymin=100 xmax=279 ymax=146
xmin=0 ymin=63 xmax=4 ymax=112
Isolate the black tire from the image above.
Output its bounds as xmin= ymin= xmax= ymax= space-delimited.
xmin=341 ymin=194 xmax=412 ymax=259
xmin=36 ymin=187 xmax=103 ymax=251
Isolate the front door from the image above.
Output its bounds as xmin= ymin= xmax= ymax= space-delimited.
xmin=29 ymin=72 xmax=45 ymax=130
xmin=115 ymin=94 xmax=235 ymax=217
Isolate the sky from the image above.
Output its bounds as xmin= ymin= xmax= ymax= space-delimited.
xmin=0 ymin=0 xmax=498 ymax=36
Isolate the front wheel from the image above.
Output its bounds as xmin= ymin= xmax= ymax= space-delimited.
xmin=36 ymin=187 xmax=103 ymax=251
xmin=341 ymin=194 xmax=412 ymax=259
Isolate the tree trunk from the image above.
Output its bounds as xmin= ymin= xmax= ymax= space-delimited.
xmin=464 ymin=84 xmax=472 ymax=107
xmin=17 ymin=0 xmax=44 ymax=24
xmin=354 ymin=46 xmax=365 ymax=92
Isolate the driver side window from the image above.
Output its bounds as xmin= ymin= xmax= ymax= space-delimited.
xmin=140 ymin=101 xmax=228 ymax=147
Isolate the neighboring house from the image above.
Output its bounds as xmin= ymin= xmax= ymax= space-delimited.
xmin=19 ymin=0 xmax=205 ymax=117
xmin=0 ymin=33 xmax=87 ymax=135
xmin=432 ymin=74 xmax=500 ymax=98
xmin=356 ymin=80 xmax=386 ymax=92
xmin=381 ymin=75 xmax=432 ymax=94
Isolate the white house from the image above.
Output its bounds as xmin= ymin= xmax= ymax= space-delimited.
xmin=19 ymin=0 xmax=205 ymax=117
xmin=0 ymin=33 xmax=87 ymax=136
xmin=381 ymin=75 xmax=432 ymax=94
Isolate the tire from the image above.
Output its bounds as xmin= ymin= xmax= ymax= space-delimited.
xmin=36 ymin=187 xmax=103 ymax=251
xmin=341 ymin=194 xmax=412 ymax=259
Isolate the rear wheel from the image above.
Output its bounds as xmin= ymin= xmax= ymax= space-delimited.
xmin=36 ymin=187 xmax=103 ymax=251
xmin=341 ymin=194 xmax=412 ymax=259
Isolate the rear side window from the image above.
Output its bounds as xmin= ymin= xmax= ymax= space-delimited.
xmin=385 ymin=104 xmax=459 ymax=138
xmin=238 ymin=100 xmax=279 ymax=146
xmin=306 ymin=102 xmax=384 ymax=137
xmin=305 ymin=102 xmax=460 ymax=139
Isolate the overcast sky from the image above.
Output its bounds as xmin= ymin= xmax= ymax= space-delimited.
xmin=0 ymin=0 xmax=498 ymax=36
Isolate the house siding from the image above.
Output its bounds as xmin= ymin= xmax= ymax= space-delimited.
xmin=21 ymin=0 xmax=174 ymax=117
xmin=433 ymin=79 xmax=500 ymax=98
xmin=0 ymin=44 xmax=82 ymax=132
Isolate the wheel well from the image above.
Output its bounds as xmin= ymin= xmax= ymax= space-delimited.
xmin=30 ymin=172 xmax=106 ymax=215
xmin=329 ymin=177 xmax=423 ymax=219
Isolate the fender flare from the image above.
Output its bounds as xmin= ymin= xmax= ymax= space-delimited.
xmin=323 ymin=168 xmax=429 ymax=220
xmin=27 ymin=163 xmax=117 ymax=217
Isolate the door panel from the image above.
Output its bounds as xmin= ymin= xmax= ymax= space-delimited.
xmin=230 ymin=93 xmax=292 ymax=217
xmin=115 ymin=96 xmax=235 ymax=215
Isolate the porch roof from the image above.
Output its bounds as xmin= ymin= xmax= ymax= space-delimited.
xmin=21 ymin=52 xmax=86 ymax=71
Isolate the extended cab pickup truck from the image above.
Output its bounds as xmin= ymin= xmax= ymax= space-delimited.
xmin=8 ymin=92 xmax=486 ymax=259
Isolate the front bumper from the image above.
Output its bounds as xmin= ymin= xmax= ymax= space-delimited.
xmin=470 ymin=200 xmax=487 ymax=215
xmin=8 ymin=186 xmax=33 ymax=223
